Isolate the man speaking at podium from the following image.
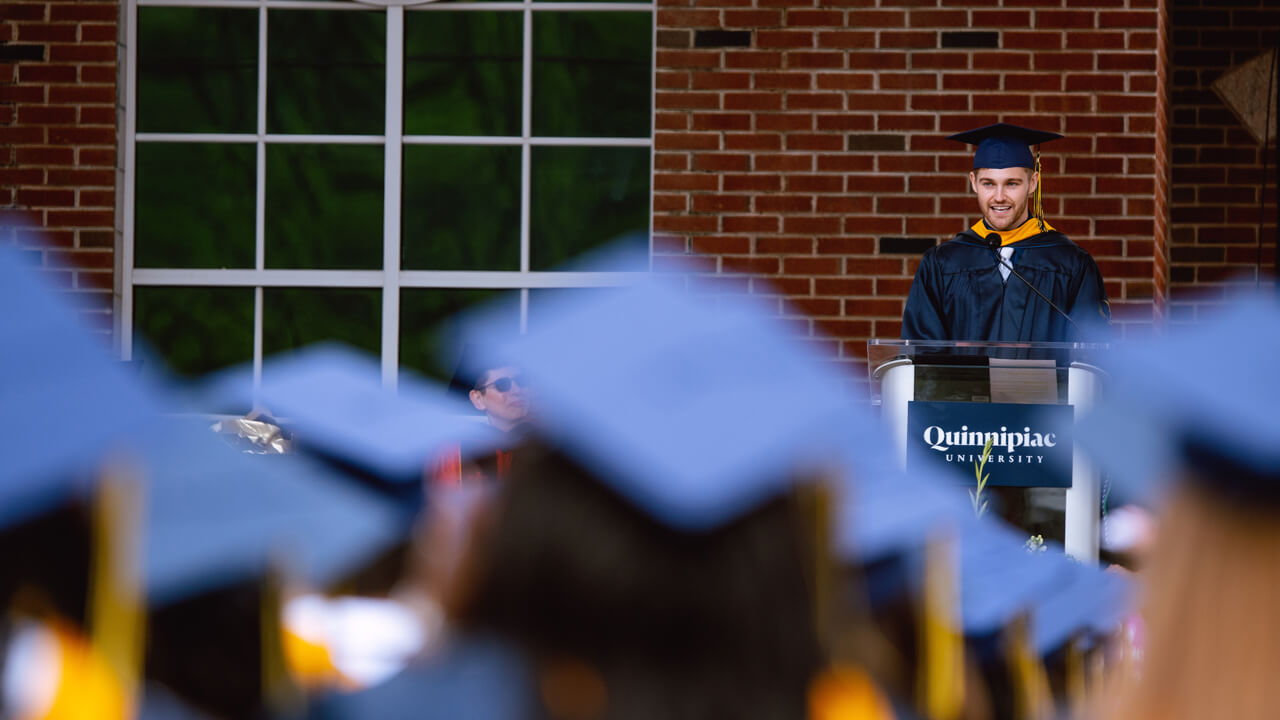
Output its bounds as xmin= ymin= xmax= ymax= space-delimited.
xmin=901 ymin=124 xmax=1110 ymax=342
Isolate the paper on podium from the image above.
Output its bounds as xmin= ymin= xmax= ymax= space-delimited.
xmin=988 ymin=357 xmax=1058 ymax=404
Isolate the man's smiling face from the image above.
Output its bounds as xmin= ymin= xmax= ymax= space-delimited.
xmin=969 ymin=166 xmax=1038 ymax=232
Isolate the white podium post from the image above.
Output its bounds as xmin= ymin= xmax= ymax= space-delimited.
xmin=878 ymin=359 xmax=914 ymax=468
xmin=1064 ymin=363 xmax=1103 ymax=563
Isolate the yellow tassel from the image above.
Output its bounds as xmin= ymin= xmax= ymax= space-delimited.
xmin=89 ymin=468 xmax=144 ymax=720
xmin=1033 ymin=149 xmax=1045 ymax=233
xmin=917 ymin=535 xmax=964 ymax=720
xmin=37 ymin=621 xmax=130 ymax=720
xmin=1065 ymin=637 xmax=1087 ymax=715
xmin=1005 ymin=615 xmax=1051 ymax=720
xmin=283 ymin=627 xmax=353 ymax=692
xmin=804 ymin=483 xmax=833 ymax=650
xmin=261 ymin=568 xmax=306 ymax=716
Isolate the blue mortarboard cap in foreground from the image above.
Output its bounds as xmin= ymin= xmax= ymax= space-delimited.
xmin=0 ymin=247 xmax=164 ymax=525
xmin=140 ymin=417 xmax=408 ymax=607
xmin=820 ymin=411 xmax=953 ymax=609
xmin=833 ymin=421 xmax=974 ymax=564
xmin=1074 ymin=294 xmax=1280 ymax=505
xmin=947 ymin=123 xmax=1063 ymax=170
xmin=958 ymin=523 xmax=1071 ymax=637
xmin=203 ymin=344 xmax=501 ymax=485
xmin=1084 ymin=569 xmax=1134 ymax=639
xmin=1030 ymin=562 xmax=1134 ymax=655
xmin=478 ymin=271 xmax=854 ymax=531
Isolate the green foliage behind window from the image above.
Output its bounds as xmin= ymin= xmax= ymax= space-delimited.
xmin=138 ymin=7 xmax=257 ymax=133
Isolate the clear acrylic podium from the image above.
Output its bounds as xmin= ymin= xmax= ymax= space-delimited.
xmin=868 ymin=340 xmax=1109 ymax=563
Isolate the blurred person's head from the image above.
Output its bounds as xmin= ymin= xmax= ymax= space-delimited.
xmin=438 ymin=438 xmax=826 ymax=720
xmin=428 ymin=267 xmax=870 ymax=718
xmin=1074 ymin=296 xmax=1280 ymax=720
xmin=468 ymin=366 xmax=529 ymax=432
xmin=1103 ymin=478 xmax=1280 ymax=720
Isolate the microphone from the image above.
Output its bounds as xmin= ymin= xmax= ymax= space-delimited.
xmin=985 ymin=233 xmax=1081 ymax=336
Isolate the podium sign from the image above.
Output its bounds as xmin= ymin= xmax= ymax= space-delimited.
xmin=905 ymin=401 xmax=1074 ymax=488
xmin=869 ymin=339 xmax=1108 ymax=563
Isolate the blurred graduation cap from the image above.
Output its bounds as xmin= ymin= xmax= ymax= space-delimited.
xmin=957 ymin=523 xmax=1071 ymax=639
xmin=1073 ymin=294 xmax=1280 ymax=506
xmin=0 ymin=249 xmax=420 ymax=719
xmin=0 ymin=247 xmax=171 ymax=719
xmin=0 ymin=246 xmax=164 ymax=525
xmin=140 ymin=418 xmax=408 ymax=608
xmin=137 ymin=416 xmax=414 ymax=718
xmin=1029 ymin=562 xmax=1133 ymax=656
xmin=203 ymin=344 xmax=502 ymax=491
xmin=834 ymin=443 xmax=972 ymax=566
xmin=470 ymin=269 xmax=855 ymax=531
xmin=150 ymin=346 xmax=503 ymax=713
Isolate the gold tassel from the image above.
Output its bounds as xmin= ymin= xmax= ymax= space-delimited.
xmin=261 ymin=564 xmax=305 ymax=716
xmin=1033 ymin=148 xmax=1045 ymax=233
xmin=1005 ymin=614 xmax=1051 ymax=720
xmin=89 ymin=465 xmax=145 ymax=720
xmin=917 ymin=535 xmax=964 ymax=720
xmin=795 ymin=481 xmax=834 ymax=652
xmin=1065 ymin=636 xmax=1087 ymax=715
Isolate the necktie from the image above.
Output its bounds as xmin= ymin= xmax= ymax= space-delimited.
xmin=999 ymin=246 xmax=1014 ymax=283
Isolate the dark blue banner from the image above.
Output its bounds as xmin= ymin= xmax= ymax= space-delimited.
xmin=906 ymin=401 xmax=1074 ymax=488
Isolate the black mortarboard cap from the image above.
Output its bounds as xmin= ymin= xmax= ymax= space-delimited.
xmin=947 ymin=123 xmax=1063 ymax=170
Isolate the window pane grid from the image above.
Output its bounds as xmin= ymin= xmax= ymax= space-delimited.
xmin=127 ymin=0 xmax=653 ymax=384
xmin=137 ymin=134 xmax=652 ymax=145
xmin=137 ymin=0 xmax=651 ymax=11
xmin=131 ymin=269 xmax=648 ymax=288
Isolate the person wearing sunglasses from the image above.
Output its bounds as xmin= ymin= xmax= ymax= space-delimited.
xmin=429 ymin=355 xmax=531 ymax=487
xmin=467 ymin=367 xmax=529 ymax=434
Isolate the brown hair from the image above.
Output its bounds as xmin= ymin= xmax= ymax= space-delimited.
xmin=1101 ymin=480 xmax=1280 ymax=720
xmin=448 ymin=439 xmax=825 ymax=720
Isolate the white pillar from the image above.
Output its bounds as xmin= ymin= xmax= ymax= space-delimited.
xmin=1064 ymin=363 xmax=1103 ymax=563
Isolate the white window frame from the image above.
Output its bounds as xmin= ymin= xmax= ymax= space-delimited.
xmin=119 ymin=0 xmax=655 ymax=387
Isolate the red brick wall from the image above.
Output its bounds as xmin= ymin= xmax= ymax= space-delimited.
xmin=1168 ymin=0 xmax=1278 ymax=323
xmin=18 ymin=0 xmax=1276 ymax=360
xmin=0 ymin=0 xmax=119 ymax=332
xmin=654 ymin=1 xmax=1165 ymax=380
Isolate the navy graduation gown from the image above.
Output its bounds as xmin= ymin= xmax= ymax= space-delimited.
xmin=901 ymin=229 xmax=1111 ymax=343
